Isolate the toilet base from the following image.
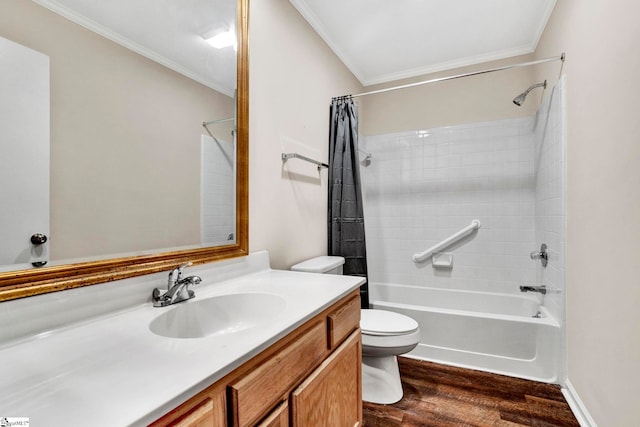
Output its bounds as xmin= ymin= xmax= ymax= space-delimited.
xmin=362 ymin=355 xmax=403 ymax=404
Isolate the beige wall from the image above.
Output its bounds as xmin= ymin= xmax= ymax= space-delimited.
xmin=535 ymin=1 xmax=640 ymax=425
xmin=248 ymin=0 xmax=363 ymax=269
xmin=248 ymin=3 xmax=640 ymax=424
xmin=0 ymin=1 xmax=234 ymax=261
xmin=360 ymin=54 xmax=538 ymax=136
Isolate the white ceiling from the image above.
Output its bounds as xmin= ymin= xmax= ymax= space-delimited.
xmin=33 ymin=0 xmax=237 ymax=97
xmin=289 ymin=0 xmax=557 ymax=86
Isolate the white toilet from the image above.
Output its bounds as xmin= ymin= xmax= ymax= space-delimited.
xmin=291 ymin=256 xmax=420 ymax=404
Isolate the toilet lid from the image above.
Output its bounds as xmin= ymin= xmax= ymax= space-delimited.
xmin=360 ymin=309 xmax=419 ymax=336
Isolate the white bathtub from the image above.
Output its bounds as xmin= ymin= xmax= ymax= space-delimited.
xmin=370 ymin=282 xmax=561 ymax=383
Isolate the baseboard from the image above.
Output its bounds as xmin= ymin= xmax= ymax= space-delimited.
xmin=562 ymin=379 xmax=598 ymax=427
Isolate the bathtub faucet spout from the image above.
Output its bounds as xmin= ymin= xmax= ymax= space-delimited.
xmin=519 ymin=285 xmax=547 ymax=295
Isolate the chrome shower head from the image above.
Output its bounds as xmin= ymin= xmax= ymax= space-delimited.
xmin=513 ymin=80 xmax=547 ymax=106
xmin=512 ymin=93 xmax=527 ymax=107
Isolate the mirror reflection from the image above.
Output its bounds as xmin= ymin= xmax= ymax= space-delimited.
xmin=0 ymin=0 xmax=238 ymax=272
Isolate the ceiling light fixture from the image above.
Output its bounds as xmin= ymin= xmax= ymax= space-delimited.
xmin=204 ymin=30 xmax=236 ymax=49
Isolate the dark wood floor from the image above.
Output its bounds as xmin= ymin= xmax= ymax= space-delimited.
xmin=363 ymin=357 xmax=580 ymax=427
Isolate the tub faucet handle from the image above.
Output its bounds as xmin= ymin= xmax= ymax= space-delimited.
xmin=530 ymin=243 xmax=548 ymax=267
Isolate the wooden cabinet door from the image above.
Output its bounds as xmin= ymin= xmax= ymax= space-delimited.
xmin=290 ymin=331 xmax=362 ymax=427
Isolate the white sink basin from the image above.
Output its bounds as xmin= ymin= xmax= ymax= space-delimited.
xmin=149 ymin=293 xmax=286 ymax=339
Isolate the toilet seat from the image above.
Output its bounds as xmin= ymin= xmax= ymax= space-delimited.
xmin=361 ymin=328 xmax=421 ymax=355
xmin=361 ymin=309 xmax=419 ymax=336
xmin=360 ymin=309 xmax=421 ymax=358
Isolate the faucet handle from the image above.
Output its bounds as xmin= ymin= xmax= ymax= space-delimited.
xmin=175 ymin=262 xmax=193 ymax=279
xmin=529 ymin=243 xmax=548 ymax=267
xmin=167 ymin=262 xmax=193 ymax=288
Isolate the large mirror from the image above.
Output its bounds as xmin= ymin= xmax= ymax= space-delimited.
xmin=0 ymin=0 xmax=249 ymax=301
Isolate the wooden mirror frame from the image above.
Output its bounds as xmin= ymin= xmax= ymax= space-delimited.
xmin=0 ymin=0 xmax=249 ymax=302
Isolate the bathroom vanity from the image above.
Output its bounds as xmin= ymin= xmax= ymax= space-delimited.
xmin=0 ymin=252 xmax=364 ymax=426
xmin=153 ymin=291 xmax=361 ymax=426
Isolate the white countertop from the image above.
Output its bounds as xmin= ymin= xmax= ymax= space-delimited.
xmin=0 ymin=252 xmax=364 ymax=426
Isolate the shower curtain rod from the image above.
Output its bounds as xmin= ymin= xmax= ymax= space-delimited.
xmin=333 ymin=53 xmax=565 ymax=101
xmin=202 ymin=117 xmax=234 ymax=127
xmin=202 ymin=117 xmax=236 ymax=141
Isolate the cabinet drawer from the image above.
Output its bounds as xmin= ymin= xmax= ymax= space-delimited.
xmin=152 ymin=387 xmax=226 ymax=427
xmin=257 ymin=400 xmax=289 ymax=427
xmin=229 ymin=320 xmax=327 ymax=427
xmin=168 ymin=398 xmax=214 ymax=427
xmin=327 ymin=295 xmax=360 ymax=349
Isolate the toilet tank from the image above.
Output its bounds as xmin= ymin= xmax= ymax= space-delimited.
xmin=291 ymin=256 xmax=345 ymax=275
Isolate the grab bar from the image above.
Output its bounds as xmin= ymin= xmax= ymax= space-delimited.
xmin=281 ymin=152 xmax=329 ymax=169
xmin=412 ymin=220 xmax=481 ymax=263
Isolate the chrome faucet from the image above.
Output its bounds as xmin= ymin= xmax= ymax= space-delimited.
xmin=152 ymin=262 xmax=202 ymax=307
xmin=519 ymin=285 xmax=547 ymax=295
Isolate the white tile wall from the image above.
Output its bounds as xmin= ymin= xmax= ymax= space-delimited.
xmin=361 ymin=79 xmax=566 ymax=305
xmin=201 ymin=135 xmax=236 ymax=245
xmin=362 ymin=117 xmax=538 ymax=294
xmin=534 ymin=76 xmax=567 ymax=323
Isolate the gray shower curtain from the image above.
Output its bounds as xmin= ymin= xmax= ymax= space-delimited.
xmin=328 ymin=98 xmax=369 ymax=308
